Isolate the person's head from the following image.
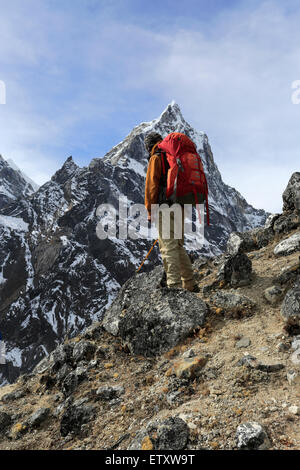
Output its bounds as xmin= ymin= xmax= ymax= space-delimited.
xmin=144 ymin=132 xmax=163 ymax=155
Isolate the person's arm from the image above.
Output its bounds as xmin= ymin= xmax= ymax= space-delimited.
xmin=145 ymin=154 xmax=162 ymax=219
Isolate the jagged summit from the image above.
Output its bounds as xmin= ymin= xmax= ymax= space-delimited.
xmin=51 ymin=156 xmax=79 ymax=185
xmin=101 ymin=101 xmax=191 ymax=169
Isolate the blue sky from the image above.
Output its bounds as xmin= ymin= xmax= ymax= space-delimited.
xmin=0 ymin=0 xmax=300 ymax=212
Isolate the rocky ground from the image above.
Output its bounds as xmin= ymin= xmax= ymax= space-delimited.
xmin=0 ymin=224 xmax=299 ymax=450
xmin=0 ymin=172 xmax=299 ymax=451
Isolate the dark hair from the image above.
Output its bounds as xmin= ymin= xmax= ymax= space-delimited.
xmin=144 ymin=132 xmax=163 ymax=154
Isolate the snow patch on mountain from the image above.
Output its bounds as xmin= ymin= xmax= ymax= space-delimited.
xmin=0 ymin=215 xmax=29 ymax=232
xmin=6 ymin=158 xmax=39 ymax=192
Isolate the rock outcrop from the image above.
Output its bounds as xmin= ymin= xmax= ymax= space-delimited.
xmin=103 ymin=267 xmax=208 ymax=356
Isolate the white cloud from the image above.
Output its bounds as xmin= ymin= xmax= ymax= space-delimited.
xmin=128 ymin=1 xmax=300 ymax=212
xmin=0 ymin=0 xmax=299 ymax=212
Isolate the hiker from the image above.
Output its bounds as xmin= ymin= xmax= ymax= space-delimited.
xmin=144 ymin=132 xmax=200 ymax=292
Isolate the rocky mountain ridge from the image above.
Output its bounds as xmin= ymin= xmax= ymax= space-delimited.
xmin=0 ymin=155 xmax=37 ymax=210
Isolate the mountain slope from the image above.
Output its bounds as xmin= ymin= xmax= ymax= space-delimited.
xmin=0 ymin=155 xmax=37 ymax=209
xmin=6 ymin=159 xmax=39 ymax=192
xmin=0 ymin=210 xmax=299 ymax=450
xmin=0 ymin=103 xmax=268 ymax=385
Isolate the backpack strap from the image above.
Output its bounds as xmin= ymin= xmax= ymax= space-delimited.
xmin=161 ymin=150 xmax=166 ymax=175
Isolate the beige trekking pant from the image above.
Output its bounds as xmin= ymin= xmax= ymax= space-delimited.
xmin=158 ymin=206 xmax=195 ymax=290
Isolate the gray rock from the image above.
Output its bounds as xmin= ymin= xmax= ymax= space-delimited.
xmin=192 ymin=257 xmax=208 ymax=270
xmin=287 ymin=369 xmax=300 ymax=385
xmin=103 ymin=268 xmax=208 ymax=356
xmin=263 ymin=285 xmax=284 ymax=305
xmin=39 ymin=373 xmax=56 ymax=389
xmin=264 ymin=213 xmax=281 ymax=230
xmin=256 ymin=363 xmax=285 ymax=373
xmin=26 ymin=407 xmax=50 ymax=428
xmin=291 ymin=336 xmax=300 ymax=350
xmin=182 ymin=348 xmax=196 ymax=358
xmin=156 ymin=417 xmax=189 ymax=450
xmin=33 ymin=240 xmax=62 ymax=276
xmin=217 ymin=253 xmax=252 ymax=287
xmin=236 ymin=422 xmax=271 ymax=450
xmin=210 ymin=291 xmax=255 ymax=317
xmin=73 ymin=341 xmax=96 ymax=363
xmin=282 ymin=172 xmax=300 ymax=213
xmin=290 ymin=349 xmax=300 ymax=365
xmin=128 ymin=416 xmax=189 ymax=450
xmin=276 ymin=342 xmax=289 ymax=352
xmin=56 ymin=364 xmax=73 ymax=384
xmin=274 ymin=261 xmax=300 ymax=287
xmin=61 ymin=372 xmax=78 ymax=397
xmin=1 ymin=389 xmax=26 ymax=402
xmin=237 ymin=355 xmax=258 ymax=368
xmin=274 ymin=232 xmax=300 ymax=256
xmin=96 ymin=386 xmax=125 ymax=401
xmin=75 ymin=366 xmax=88 ymax=383
xmin=256 ymin=227 xmax=275 ymax=249
xmin=88 ymin=359 xmax=98 ymax=369
xmin=50 ymin=344 xmax=74 ymax=372
xmin=235 ymin=337 xmax=251 ymax=349
xmin=166 ymin=391 xmax=182 ymax=405
xmin=34 ymin=355 xmax=52 ymax=374
xmin=273 ymin=212 xmax=299 ymax=234
xmin=237 ymin=355 xmax=284 ymax=372
xmin=226 ymin=231 xmax=257 ymax=256
xmin=73 ymin=397 xmax=90 ymax=407
xmin=281 ymin=283 xmax=300 ymax=332
xmin=0 ymin=411 xmax=12 ymax=433
xmin=288 ymin=405 xmax=299 ymax=415
xmin=60 ymin=404 xmax=96 ymax=437
xmin=83 ymin=322 xmax=103 ymax=340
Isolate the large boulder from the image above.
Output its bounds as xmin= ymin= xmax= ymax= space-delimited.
xmin=217 ymin=253 xmax=252 ymax=287
xmin=273 ymin=172 xmax=300 ymax=234
xmin=264 ymin=213 xmax=281 ymax=230
xmin=210 ymin=290 xmax=255 ymax=318
xmin=226 ymin=225 xmax=274 ymax=256
xmin=282 ymin=172 xmax=300 ymax=213
xmin=274 ymin=232 xmax=300 ymax=256
xmin=274 ymin=261 xmax=300 ymax=287
xmin=102 ymin=267 xmax=208 ymax=356
xmin=128 ymin=417 xmax=189 ymax=450
xmin=226 ymin=231 xmax=257 ymax=256
xmin=273 ymin=212 xmax=299 ymax=234
xmin=60 ymin=404 xmax=96 ymax=437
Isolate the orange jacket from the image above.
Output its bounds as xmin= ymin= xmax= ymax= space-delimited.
xmin=144 ymin=142 xmax=162 ymax=215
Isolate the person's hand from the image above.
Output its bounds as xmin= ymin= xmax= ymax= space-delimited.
xmin=147 ymin=214 xmax=151 ymax=222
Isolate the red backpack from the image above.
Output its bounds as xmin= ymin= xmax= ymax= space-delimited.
xmin=158 ymin=132 xmax=210 ymax=225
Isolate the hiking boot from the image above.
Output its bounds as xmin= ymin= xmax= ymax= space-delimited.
xmin=184 ymin=284 xmax=200 ymax=293
xmin=191 ymin=285 xmax=200 ymax=293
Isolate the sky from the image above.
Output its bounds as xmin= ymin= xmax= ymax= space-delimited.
xmin=0 ymin=0 xmax=300 ymax=213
